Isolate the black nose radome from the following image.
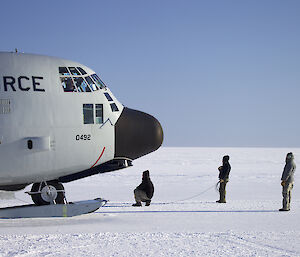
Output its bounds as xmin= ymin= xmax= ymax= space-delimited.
xmin=114 ymin=107 xmax=163 ymax=160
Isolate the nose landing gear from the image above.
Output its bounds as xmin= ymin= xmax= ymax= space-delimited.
xmin=1 ymin=180 xmax=107 ymax=218
xmin=28 ymin=181 xmax=65 ymax=205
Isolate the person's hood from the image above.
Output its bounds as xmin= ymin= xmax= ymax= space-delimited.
xmin=286 ymin=152 xmax=294 ymax=162
xmin=223 ymin=155 xmax=230 ymax=163
xmin=142 ymin=170 xmax=150 ymax=180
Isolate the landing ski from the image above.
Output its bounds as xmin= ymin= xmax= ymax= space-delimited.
xmin=0 ymin=198 xmax=107 ymax=219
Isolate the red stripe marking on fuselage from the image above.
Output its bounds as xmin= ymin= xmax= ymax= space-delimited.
xmin=91 ymin=147 xmax=106 ymax=168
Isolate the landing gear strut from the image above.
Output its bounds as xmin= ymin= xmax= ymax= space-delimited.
xmin=29 ymin=181 xmax=65 ymax=206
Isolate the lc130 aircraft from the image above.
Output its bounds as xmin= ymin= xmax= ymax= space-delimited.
xmin=0 ymin=51 xmax=163 ymax=206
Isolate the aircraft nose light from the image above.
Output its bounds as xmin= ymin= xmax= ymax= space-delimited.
xmin=115 ymin=107 xmax=163 ymax=160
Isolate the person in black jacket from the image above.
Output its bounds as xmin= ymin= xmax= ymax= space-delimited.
xmin=132 ymin=170 xmax=154 ymax=207
xmin=280 ymin=152 xmax=296 ymax=211
xmin=216 ymin=155 xmax=231 ymax=203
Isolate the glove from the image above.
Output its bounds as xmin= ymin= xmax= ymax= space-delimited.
xmin=218 ymin=166 xmax=222 ymax=171
xmin=220 ymin=179 xmax=224 ymax=183
xmin=281 ymin=181 xmax=285 ymax=187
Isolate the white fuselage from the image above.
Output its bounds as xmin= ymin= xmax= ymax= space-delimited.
xmin=0 ymin=52 xmax=123 ymax=186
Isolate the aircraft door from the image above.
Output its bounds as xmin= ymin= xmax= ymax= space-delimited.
xmin=89 ymin=103 xmax=114 ymax=167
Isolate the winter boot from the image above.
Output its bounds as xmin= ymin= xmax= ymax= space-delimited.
xmin=279 ymin=198 xmax=289 ymax=211
xmin=132 ymin=202 xmax=142 ymax=207
xmin=279 ymin=208 xmax=290 ymax=211
xmin=145 ymin=200 xmax=151 ymax=206
xmin=218 ymin=191 xmax=226 ymax=203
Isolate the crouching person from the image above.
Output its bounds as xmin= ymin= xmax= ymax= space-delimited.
xmin=132 ymin=170 xmax=154 ymax=207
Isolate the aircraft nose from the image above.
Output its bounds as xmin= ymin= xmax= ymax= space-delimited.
xmin=114 ymin=107 xmax=163 ymax=160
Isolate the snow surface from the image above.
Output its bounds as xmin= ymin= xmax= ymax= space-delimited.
xmin=0 ymin=147 xmax=299 ymax=257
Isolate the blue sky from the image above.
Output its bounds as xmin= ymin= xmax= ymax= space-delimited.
xmin=1 ymin=0 xmax=299 ymax=147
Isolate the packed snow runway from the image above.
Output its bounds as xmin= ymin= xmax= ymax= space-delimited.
xmin=0 ymin=147 xmax=299 ymax=256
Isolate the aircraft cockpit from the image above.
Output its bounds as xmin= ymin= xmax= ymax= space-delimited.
xmin=59 ymin=66 xmax=106 ymax=92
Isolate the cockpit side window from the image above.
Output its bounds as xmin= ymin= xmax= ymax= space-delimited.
xmin=59 ymin=67 xmax=70 ymax=76
xmin=83 ymin=104 xmax=94 ymax=124
xmin=104 ymin=93 xmax=113 ymax=101
xmin=68 ymin=67 xmax=81 ymax=76
xmin=61 ymin=77 xmax=77 ymax=92
xmin=110 ymin=103 xmax=119 ymax=112
xmin=74 ymin=77 xmax=91 ymax=92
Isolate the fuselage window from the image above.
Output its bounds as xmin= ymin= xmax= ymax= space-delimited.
xmin=104 ymin=92 xmax=113 ymax=101
xmin=61 ymin=77 xmax=77 ymax=92
xmin=77 ymin=67 xmax=87 ymax=75
xmin=95 ymin=104 xmax=103 ymax=124
xmin=85 ymin=76 xmax=98 ymax=91
xmin=91 ymin=74 xmax=106 ymax=89
xmin=68 ymin=67 xmax=81 ymax=76
xmin=83 ymin=104 xmax=94 ymax=124
xmin=59 ymin=67 xmax=70 ymax=76
xmin=110 ymin=103 xmax=119 ymax=112
xmin=74 ymin=77 xmax=91 ymax=92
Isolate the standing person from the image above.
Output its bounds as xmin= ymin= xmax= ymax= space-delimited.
xmin=217 ymin=155 xmax=231 ymax=203
xmin=280 ymin=152 xmax=296 ymax=211
xmin=132 ymin=170 xmax=154 ymax=207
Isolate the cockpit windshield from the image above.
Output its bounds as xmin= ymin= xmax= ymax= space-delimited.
xmin=58 ymin=66 xmax=106 ymax=93
xmin=61 ymin=77 xmax=77 ymax=92
xmin=85 ymin=76 xmax=97 ymax=91
xmin=73 ymin=77 xmax=91 ymax=92
xmin=59 ymin=67 xmax=70 ymax=76
xmin=68 ymin=67 xmax=81 ymax=76
xmin=91 ymin=74 xmax=106 ymax=89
